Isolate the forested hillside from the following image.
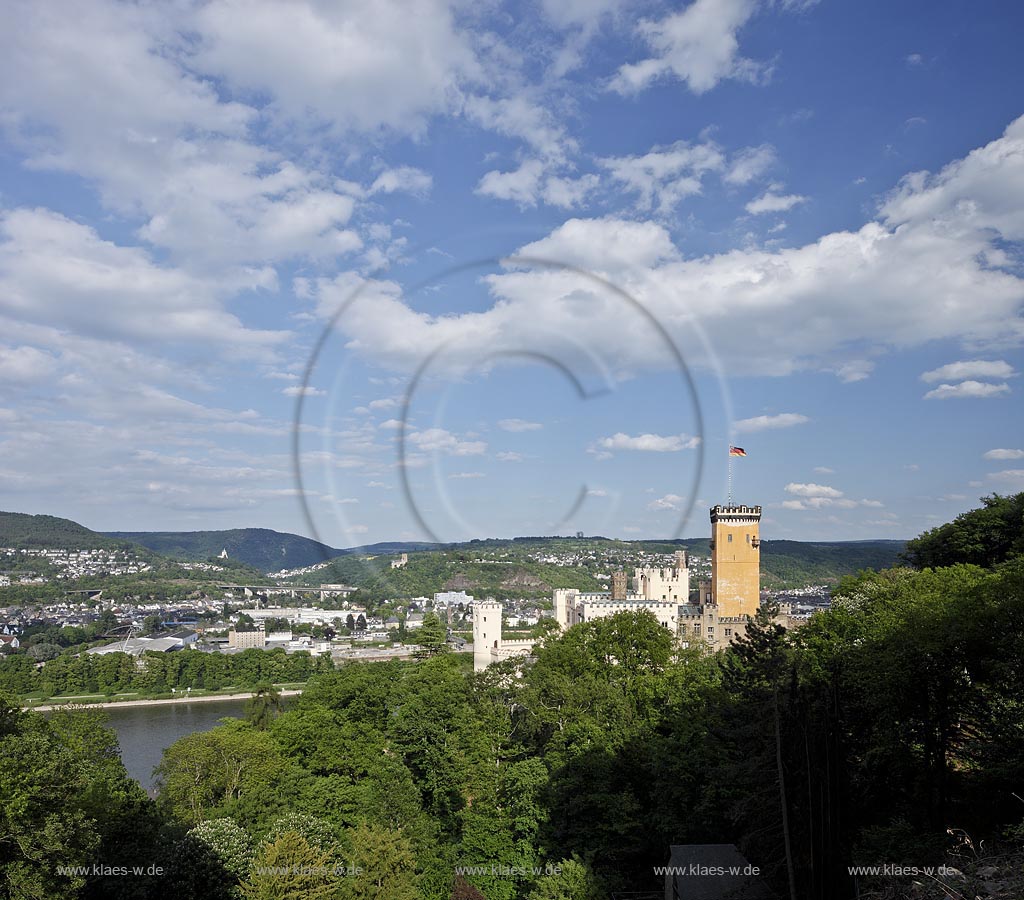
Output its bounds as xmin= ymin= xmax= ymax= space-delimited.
xmin=103 ymin=527 xmax=345 ymax=572
xmin=104 ymin=528 xmax=443 ymax=573
xmin=0 ymin=511 xmax=137 ymax=551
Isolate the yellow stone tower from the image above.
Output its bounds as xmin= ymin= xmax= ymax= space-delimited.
xmin=710 ymin=504 xmax=762 ymax=618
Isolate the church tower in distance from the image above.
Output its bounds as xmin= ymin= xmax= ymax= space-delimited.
xmin=710 ymin=504 xmax=762 ymax=618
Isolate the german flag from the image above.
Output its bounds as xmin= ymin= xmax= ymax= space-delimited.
xmin=729 ymin=446 xmax=747 ymax=457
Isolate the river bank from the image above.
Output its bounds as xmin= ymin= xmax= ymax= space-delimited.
xmin=27 ymin=687 xmax=303 ymax=712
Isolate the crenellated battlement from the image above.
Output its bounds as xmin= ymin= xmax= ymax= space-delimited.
xmin=710 ymin=504 xmax=762 ymax=524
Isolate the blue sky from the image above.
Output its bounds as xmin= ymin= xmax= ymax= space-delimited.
xmin=1 ymin=0 xmax=1022 ymax=546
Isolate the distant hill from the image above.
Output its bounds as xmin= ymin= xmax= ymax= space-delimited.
xmin=290 ymin=535 xmax=908 ymax=598
xmin=0 ymin=511 xmax=138 ymax=551
xmin=104 ymin=529 xmax=441 ymax=573
xmin=759 ymin=539 xmax=906 ymax=587
xmin=2 ymin=508 xmax=906 ymax=587
xmin=104 ymin=528 xmax=342 ymax=572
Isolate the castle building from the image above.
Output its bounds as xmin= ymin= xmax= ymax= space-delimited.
xmin=473 ymin=505 xmax=776 ymax=671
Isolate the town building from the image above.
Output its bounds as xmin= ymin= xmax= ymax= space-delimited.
xmin=87 ymin=629 xmax=198 ymax=656
xmin=228 ymin=623 xmax=266 ymax=649
xmin=434 ymin=590 xmax=472 ymax=608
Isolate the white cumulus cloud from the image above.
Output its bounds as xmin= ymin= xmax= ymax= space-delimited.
xmin=648 ymin=493 xmax=685 ymax=510
xmin=984 ymin=448 xmax=1024 ymax=460
xmin=920 ymin=359 xmax=1016 ymax=382
xmin=609 ymin=0 xmax=762 ymax=95
xmin=598 ymin=432 xmax=700 ymax=452
xmin=785 ymin=482 xmax=844 ymax=498
xmin=734 ymin=412 xmax=809 ymax=433
xmin=746 ymin=190 xmax=807 ymax=214
xmin=407 ymin=428 xmax=486 ymax=456
xmin=924 ymin=381 xmax=1010 ymax=400
xmin=498 ymin=418 xmax=543 ymax=432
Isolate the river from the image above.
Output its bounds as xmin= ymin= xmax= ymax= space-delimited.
xmin=101 ymin=698 xmax=248 ymax=793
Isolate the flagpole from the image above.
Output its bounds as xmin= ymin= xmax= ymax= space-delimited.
xmin=728 ymin=451 xmax=733 ymax=505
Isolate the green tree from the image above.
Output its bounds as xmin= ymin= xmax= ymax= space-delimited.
xmin=240 ymin=830 xmax=337 ymax=900
xmin=0 ymin=699 xmax=161 ymax=900
xmin=26 ymin=642 xmax=62 ymax=662
xmin=902 ymin=492 xmax=1024 ymax=569
xmin=188 ymin=817 xmax=255 ymax=880
xmin=415 ymin=611 xmax=448 ymax=657
xmin=246 ymin=683 xmax=284 ymax=730
xmin=142 ymin=614 xmax=163 ymax=635
xmin=156 ymin=721 xmax=289 ymax=825
xmin=341 ymin=821 xmax=419 ymax=900
xmin=529 ymin=858 xmax=604 ymax=900
xmin=265 ymin=813 xmax=337 ymax=852
xmin=0 ymin=653 xmax=38 ymax=693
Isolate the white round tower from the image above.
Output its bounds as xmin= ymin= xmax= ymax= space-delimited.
xmin=473 ymin=599 xmax=503 ymax=672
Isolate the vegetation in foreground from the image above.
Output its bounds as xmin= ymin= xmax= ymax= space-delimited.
xmin=0 ymin=495 xmax=1022 ymax=900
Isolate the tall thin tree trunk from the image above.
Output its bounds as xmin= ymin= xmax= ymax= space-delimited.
xmin=805 ymin=719 xmax=816 ymax=900
xmin=775 ymin=688 xmax=798 ymax=900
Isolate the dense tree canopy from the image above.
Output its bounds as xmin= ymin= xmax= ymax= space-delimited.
xmin=902 ymin=491 xmax=1024 ymax=569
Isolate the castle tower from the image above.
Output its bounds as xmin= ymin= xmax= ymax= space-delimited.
xmin=553 ymin=588 xmax=575 ymax=631
xmin=473 ymin=599 xmax=503 ymax=672
xmin=611 ymin=570 xmax=628 ymax=601
xmin=710 ymin=505 xmax=761 ymax=618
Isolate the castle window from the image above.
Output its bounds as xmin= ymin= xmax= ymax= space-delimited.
xmin=725 ymin=628 xmax=732 ymax=637
xmin=693 ymin=623 xmax=701 ymax=634
xmin=727 ymin=534 xmax=733 ymax=543
xmin=707 ymin=627 xmax=715 ymax=637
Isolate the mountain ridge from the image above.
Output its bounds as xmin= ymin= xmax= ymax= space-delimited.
xmin=1 ymin=510 xmax=906 ymax=584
